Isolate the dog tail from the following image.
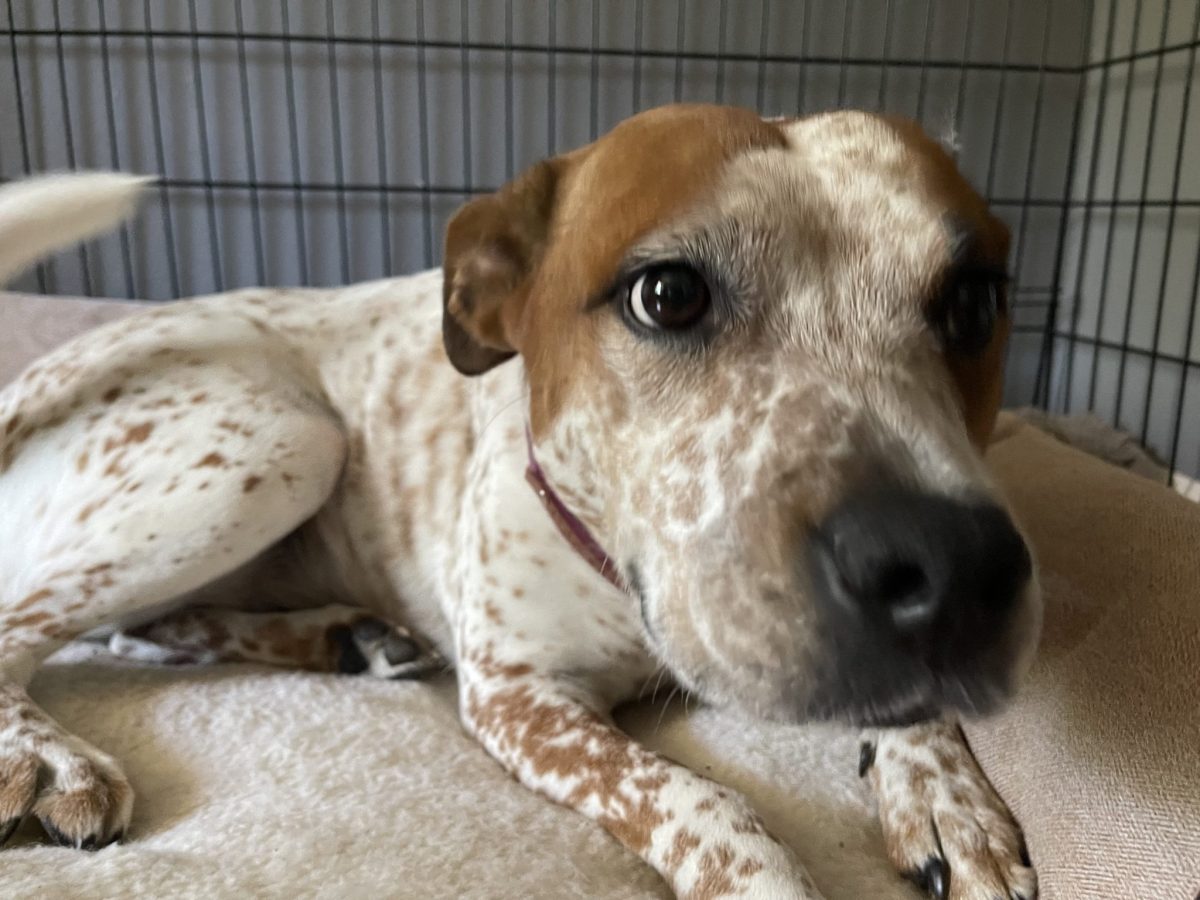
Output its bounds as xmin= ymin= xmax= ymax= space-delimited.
xmin=0 ymin=172 xmax=154 ymax=288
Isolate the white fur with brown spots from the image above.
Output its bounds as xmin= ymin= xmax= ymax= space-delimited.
xmin=0 ymin=107 xmax=1038 ymax=900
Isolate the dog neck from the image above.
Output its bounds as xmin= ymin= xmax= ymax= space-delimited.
xmin=524 ymin=426 xmax=626 ymax=592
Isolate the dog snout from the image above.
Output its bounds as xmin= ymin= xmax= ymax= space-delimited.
xmin=808 ymin=488 xmax=1032 ymax=654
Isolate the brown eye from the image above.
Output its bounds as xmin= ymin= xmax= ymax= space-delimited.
xmin=938 ymin=275 xmax=1005 ymax=355
xmin=627 ymin=265 xmax=710 ymax=330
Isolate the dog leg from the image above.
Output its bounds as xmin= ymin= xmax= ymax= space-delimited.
xmin=460 ymin=667 xmax=823 ymax=899
xmin=107 ymin=605 xmax=444 ymax=679
xmin=0 ymin=363 xmax=346 ymax=848
xmin=861 ymin=721 xmax=1035 ymax=900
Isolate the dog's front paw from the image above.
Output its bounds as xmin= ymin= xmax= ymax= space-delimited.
xmin=863 ymin=726 xmax=1035 ymax=900
xmin=0 ymin=734 xmax=132 ymax=849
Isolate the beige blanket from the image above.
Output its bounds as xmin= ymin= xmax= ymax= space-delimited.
xmin=2 ymin=293 xmax=1197 ymax=899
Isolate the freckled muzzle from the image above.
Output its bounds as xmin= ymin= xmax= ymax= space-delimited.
xmin=804 ymin=486 xmax=1034 ymax=726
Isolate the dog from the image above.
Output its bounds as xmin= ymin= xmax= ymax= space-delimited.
xmin=0 ymin=105 xmax=1039 ymax=899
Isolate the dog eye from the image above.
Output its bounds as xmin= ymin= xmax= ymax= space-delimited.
xmin=627 ymin=265 xmax=710 ymax=330
xmin=936 ymin=274 xmax=1006 ymax=355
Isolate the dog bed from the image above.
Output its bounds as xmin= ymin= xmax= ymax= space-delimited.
xmin=2 ymin=292 xmax=1198 ymax=899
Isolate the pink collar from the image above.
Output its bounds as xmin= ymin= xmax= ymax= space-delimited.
xmin=524 ymin=427 xmax=626 ymax=592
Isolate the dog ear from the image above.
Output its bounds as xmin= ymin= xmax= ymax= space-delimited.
xmin=441 ymin=159 xmax=564 ymax=376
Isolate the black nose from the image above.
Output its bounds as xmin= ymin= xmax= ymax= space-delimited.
xmin=808 ymin=488 xmax=1031 ymax=646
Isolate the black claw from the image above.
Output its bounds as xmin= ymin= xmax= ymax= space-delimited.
xmin=858 ymin=741 xmax=875 ymax=778
xmin=105 ymin=829 xmax=125 ymax=847
xmin=80 ymin=834 xmax=99 ymax=851
xmin=1018 ymin=837 xmax=1032 ymax=868
xmin=39 ymin=819 xmax=77 ymax=848
xmin=0 ymin=816 xmax=20 ymax=845
xmin=382 ymin=632 xmax=419 ymax=666
xmin=906 ymin=855 xmax=950 ymax=900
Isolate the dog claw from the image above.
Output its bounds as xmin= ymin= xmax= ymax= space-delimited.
xmin=40 ymin=819 xmax=75 ymax=848
xmin=908 ymin=855 xmax=949 ymax=900
xmin=1018 ymin=838 xmax=1031 ymax=868
xmin=382 ymin=632 xmax=419 ymax=665
xmin=857 ymin=740 xmax=875 ymax=777
xmin=0 ymin=817 xmax=20 ymax=846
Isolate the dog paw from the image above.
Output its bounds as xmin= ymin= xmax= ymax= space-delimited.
xmin=0 ymin=736 xmax=132 ymax=849
xmin=863 ymin=730 xmax=1036 ymax=900
xmin=329 ymin=617 xmax=445 ymax=680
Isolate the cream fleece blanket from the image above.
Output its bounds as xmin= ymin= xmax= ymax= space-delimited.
xmin=2 ymin=294 xmax=1198 ymax=899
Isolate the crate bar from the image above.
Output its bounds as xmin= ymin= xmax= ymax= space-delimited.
xmin=415 ymin=0 xmax=433 ymax=268
xmin=370 ymin=0 xmax=392 ymax=275
xmin=504 ymin=0 xmax=515 ymax=176
xmin=952 ymin=0 xmax=977 ymax=133
xmin=1085 ymin=2 xmax=1144 ymax=410
xmin=186 ymin=0 xmax=224 ymax=292
xmin=460 ymin=0 xmax=473 ymax=196
xmin=1006 ymin=2 xmax=1054 ymax=341
xmin=51 ymin=0 xmax=94 ymax=295
xmin=590 ymin=0 xmax=600 ymax=138
xmin=280 ymin=0 xmax=311 ymax=284
xmin=97 ymin=0 xmax=137 ymax=298
xmin=982 ymin=0 xmax=1015 ymax=202
xmin=235 ymin=0 xmax=267 ymax=284
xmin=1061 ymin=0 xmax=1121 ymax=413
xmin=876 ymin=0 xmax=895 ymax=110
xmin=1138 ymin=2 xmax=1200 ymax=446
xmin=755 ymin=0 xmax=770 ymax=112
xmin=325 ymin=0 xmax=351 ymax=284
xmin=1112 ymin=0 xmax=1175 ymax=426
xmin=1035 ymin=0 xmax=1096 ymax=408
xmin=142 ymin=0 xmax=181 ymax=298
xmin=913 ymin=0 xmax=936 ymax=124
xmin=6 ymin=0 xmax=46 ymax=293
xmin=0 ymin=24 xmax=1092 ymax=75
xmin=836 ymin=0 xmax=853 ymax=107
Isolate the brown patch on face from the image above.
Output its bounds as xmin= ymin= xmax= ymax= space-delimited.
xmin=523 ymin=105 xmax=787 ymax=434
xmin=242 ymin=475 xmax=262 ymax=493
xmin=101 ymin=386 xmax=122 ymax=403
xmin=442 ymin=104 xmax=786 ymax=431
xmin=195 ymin=451 xmax=227 ymax=468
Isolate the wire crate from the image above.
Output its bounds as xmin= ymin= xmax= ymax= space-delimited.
xmin=1 ymin=0 xmax=1197 ymax=474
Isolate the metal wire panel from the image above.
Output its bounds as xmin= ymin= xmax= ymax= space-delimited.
xmin=2 ymin=0 xmax=1195 ymax=477
xmin=1050 ymin=0 xmax=1200 ymax=475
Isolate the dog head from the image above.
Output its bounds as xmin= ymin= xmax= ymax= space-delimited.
xmin=442 ymin=104 xmax=1039 ymax=728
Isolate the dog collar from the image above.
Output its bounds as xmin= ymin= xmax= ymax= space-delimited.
xmin=524 ymin=427 xmax=626 ymax=592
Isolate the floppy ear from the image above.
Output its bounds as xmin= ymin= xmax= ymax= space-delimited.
xmin=441 ymin=159 xmax=564 ymax=376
